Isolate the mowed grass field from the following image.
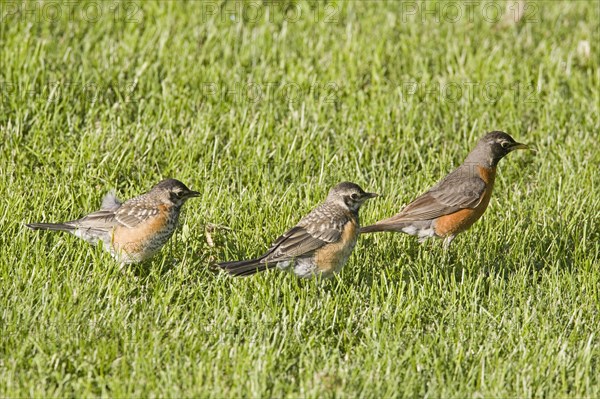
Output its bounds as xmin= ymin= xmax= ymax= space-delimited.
xmin=1 ymin=0 xmax=599 ymax=397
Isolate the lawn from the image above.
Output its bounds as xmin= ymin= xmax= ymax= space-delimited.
xmin=0 ymin=0 xmax=598 ymax=397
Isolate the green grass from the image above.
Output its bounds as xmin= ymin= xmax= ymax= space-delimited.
xmin=1 ymin=0 xmax=599 ymax=397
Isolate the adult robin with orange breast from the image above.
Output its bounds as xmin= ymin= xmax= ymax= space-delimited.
xmin=360 ymin=131 xmax=533 ymax=247
xmin=218 ymin=182 xmax=378 ymax=278
xmin=26 ymin=179 xmax=200 ymax=263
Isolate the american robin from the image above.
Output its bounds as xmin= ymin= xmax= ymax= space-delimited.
xmin=361 ymin=131 xmax=532 ymax=247
xmin=26 ymin=179 xmax=200 ymax=263
xmin=218 ymin=182 xmax=378 ymax=278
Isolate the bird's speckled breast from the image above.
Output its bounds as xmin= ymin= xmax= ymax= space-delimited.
xmin=313 ymin=216 xmax=359 ymax=277
xmin=110 ymin=205 xmax=180 ymax=263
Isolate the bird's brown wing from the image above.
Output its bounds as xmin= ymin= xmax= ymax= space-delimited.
xmin=379 ymin=174 xmax=486 ymax=223
xmin=67 ymin=209 xmax=120 ymax=231
xmin=113 ymin=200 xmax=161 ymax=228
xmin=47 ymin=191 xmax=123 ymax=234
xmin=262 ymin=207 xmax=349 ymax=262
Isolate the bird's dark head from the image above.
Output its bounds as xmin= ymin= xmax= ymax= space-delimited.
xmin=152 ymin=179 xmax=200 ymax=206
xmin=467 ymin=131 xmax=532 ymax=167
xmin=328 ymin=181 xmax=378 ymax=212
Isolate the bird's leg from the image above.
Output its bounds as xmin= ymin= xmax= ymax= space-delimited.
xmin=443 ymin=235 xmax=455 ymax=250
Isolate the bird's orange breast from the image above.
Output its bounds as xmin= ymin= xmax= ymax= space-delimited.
xmin=434 ymin=166 xmax=496 ymax=237
xmin=111 ymin=204 xmax=171 ymax=260
xmin=314 ymin=218 xmax=358 ymax=275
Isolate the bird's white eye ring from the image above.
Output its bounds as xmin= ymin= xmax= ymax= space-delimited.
xmin=350 ymin=193 xmax=360 ymax=200
xmin=501 ymin=141 xmax=511 ymax=148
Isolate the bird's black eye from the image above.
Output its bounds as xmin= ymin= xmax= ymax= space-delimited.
xmin=501 ymin=141 xmax=511 ymax=148
xmin=171 ymin=191 xmax=184 ymax=200
xmin=350 ymin=193 xmax=360 ymax=200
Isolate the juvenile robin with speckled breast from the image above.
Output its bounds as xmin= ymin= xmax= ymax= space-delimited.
xmin=218 ymin=182 xmax=378 ymax=278
xmin=26 ymin=179 xmax=200 ymax=263
xmin=361 ymin=131 xmax=533 ymax=247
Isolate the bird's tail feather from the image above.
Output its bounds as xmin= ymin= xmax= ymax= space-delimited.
xmin=360 ymin=223 xmax=408 ymax=234
xmin=26 ymin=223 xmax=75 ymax=232
xmin=218 ymin=257 xmax=272 ymax=277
